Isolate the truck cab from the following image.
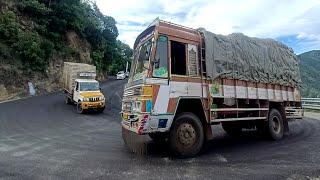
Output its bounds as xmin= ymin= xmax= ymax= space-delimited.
xmin=72 ymin=79 xmax=105 ymax=113
xmin=121 ymin=20 xmax=205 ymax=156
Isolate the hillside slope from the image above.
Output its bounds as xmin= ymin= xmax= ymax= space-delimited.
xmin=0 ymin=0 xmax=132 ymax=101
xmin=299 ymin=50 xmax=320 ymax=97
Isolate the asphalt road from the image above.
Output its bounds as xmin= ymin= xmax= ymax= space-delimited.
xmin=0 ymin=78 xmax=320 ymax=179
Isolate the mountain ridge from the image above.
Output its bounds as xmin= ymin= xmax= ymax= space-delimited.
xmin=299 ymin=49 xmax=320 ymax=97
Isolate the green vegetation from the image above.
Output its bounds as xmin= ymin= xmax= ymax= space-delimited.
xmin=299 ymin=50 xmax=320 ymax=98
xmin=0 ymin=0 xmax=132 ymax=74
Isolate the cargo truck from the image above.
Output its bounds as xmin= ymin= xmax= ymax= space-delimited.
xmin=63 ymin=62 xmax=105 ymax=113
xmin=121 ymin=19 xmax=303 ymax=157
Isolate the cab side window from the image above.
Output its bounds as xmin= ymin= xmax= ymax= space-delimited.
xmin=171 ymin=41 xmax=186 ymax=75
xmin=153 ymin=35 xmax=168 ymax=78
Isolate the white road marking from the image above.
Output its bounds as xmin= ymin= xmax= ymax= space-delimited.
xmin=0 ymin=96 xmax=28 ymax=104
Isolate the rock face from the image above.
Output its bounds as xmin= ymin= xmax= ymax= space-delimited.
xmin=0 ymin=84 xmax=9 ymax=100
xmin=66 ymin=31 xmax=92 ymax=64
xmin=0 ymin=31 xmax=94 ymax=101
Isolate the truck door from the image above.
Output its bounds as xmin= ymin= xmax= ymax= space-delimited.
xmin=152 ymin=35 xmax=170 ymax=114
xmin=169 ymin=40 xmax=188 ymax=97
xmin=73 ymin=81 xmax=80 ymax=102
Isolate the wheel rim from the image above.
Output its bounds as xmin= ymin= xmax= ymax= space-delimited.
xmin=177 ymin=123 xmax=196 ymax=147
xmin=272 ymin=116 xmax=281 ymax=134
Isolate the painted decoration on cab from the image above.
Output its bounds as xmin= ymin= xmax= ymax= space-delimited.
xmin=153 ymin=67 xmax=168 ymax=78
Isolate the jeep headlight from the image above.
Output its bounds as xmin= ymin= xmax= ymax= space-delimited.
xmin=83 ymin=97 xmax=89 ymax=102
xmin=100 ymin=96 xmax=105 ymax=101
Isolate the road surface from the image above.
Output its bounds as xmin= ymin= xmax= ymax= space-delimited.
xmin=0 ymin=78 xmax=320 ymax=179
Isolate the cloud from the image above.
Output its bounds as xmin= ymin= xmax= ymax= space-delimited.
xmin=96 ymin=0 xmax=320 ymax=53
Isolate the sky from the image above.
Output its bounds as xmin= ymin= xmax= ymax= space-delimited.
xmin=96 ymin=0 xmax=320 ymax=54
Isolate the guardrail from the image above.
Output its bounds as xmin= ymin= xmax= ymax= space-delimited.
xmin=301 ymin=98 xmax=320 ymax=110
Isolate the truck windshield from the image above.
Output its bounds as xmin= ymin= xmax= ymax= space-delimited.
xmin=80 ymin=82 xmax=99 ymax=91
xmin=131 ymin=39 xmax=152 ymax=80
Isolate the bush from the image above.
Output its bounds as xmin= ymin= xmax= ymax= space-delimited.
xmin=19 ymin=0 xmax=50 ymax=17
xmin=13 ymin=33 xmax=49 ymax=72
xmin=92 ymin=50 xmax=104 ymax=71
xmin=0 ymin=11 xmax=21 ymax=44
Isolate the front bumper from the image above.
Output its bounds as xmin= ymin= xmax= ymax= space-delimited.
xmin=121 ymin=112 xmax=172 ymax=135
xmin=117 ymin=75 xmax=125 ymax=79
xmin=81 ymin=101 xmax=105 ymax=109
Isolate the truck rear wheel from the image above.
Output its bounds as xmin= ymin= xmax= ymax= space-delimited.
xmin=257 ymin=109 xmax=284 ymax=140
xmin=169 ymin=112 xmax=204 ymax=157
xmin=221 ymin=122 xmax=242 ymax=136
xmin=267 ymin=109 xmax=284 ymax=140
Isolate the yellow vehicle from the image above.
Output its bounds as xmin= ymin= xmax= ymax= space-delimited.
xmin=63 ymin=62 xmax=105 ymax=113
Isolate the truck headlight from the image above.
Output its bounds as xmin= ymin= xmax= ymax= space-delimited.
xmin=83 ymin=97 xmax=89 ymax=102
xmin=132 ymin=101 xmax=142 ymax=113
xmin=100 ymin=96 xmax=105 ymax=101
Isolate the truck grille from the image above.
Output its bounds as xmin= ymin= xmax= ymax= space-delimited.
xmin=123 ymin=86 xmax=142 ymax=97
xmin=122 ymin=101 xmax=132 ymax=111
xmin=89 ymin=97 xmax=99 ymax=102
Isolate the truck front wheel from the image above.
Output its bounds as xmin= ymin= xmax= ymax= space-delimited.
xmin=77 ymin=102 xmax=84 ymax=114
xmin=169 ymin=112 xmax=204 ymax=157
xmin=65 ymin=95 xmax=72 ymax=105
xmin=97 ymin=106 xmax=105 ymax=113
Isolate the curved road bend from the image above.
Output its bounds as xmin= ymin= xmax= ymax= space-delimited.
xmin=0 ymin=78 xmax=320 ymax=179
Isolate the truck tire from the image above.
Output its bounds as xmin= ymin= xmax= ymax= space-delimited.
xmin=97 ymin=106 xmax=105 ymax=113
xmin=257 ymin=109 xmax=284 ymax=140
xmin=267 ymin=108 xmax=284 ymax=140
xmin=77 ymin=102 xmax=84 ymax=114
xmin=65 ymin=95 xmax=72 ymax=105
xmin=149 ymin=132 xmax=168 ymax=143
xmin=221 ymin=122 xmax=242 ymax=136
xmin=169 ymin=112 xmax=204 ymax=157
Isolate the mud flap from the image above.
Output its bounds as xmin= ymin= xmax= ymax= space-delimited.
xmin=122 ymin=127 xmax=149 ymax=155
xmin=205 ymin=124 xmax=214 ymax=140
